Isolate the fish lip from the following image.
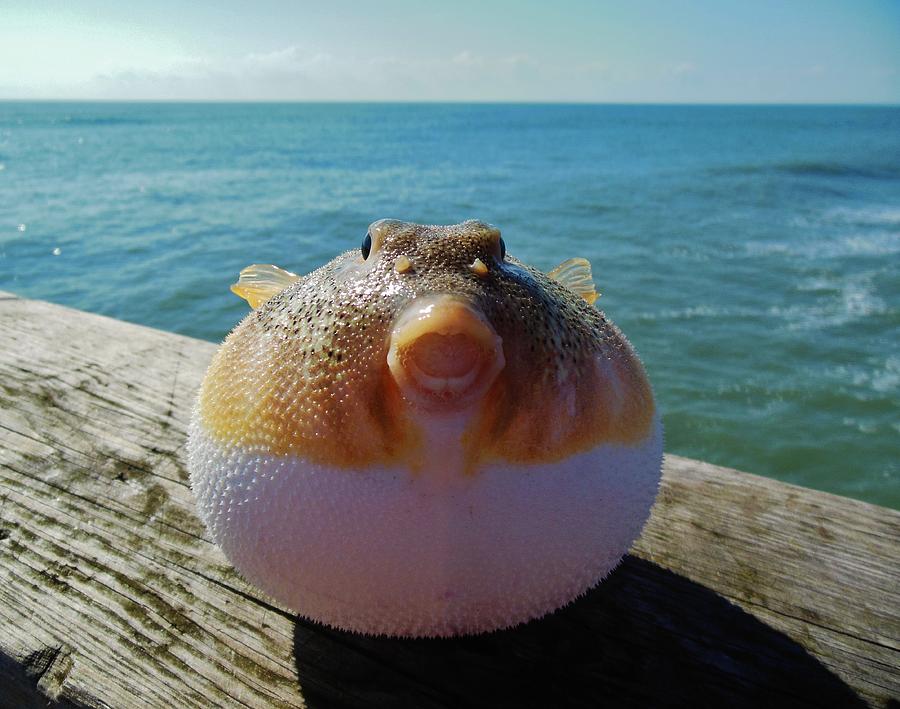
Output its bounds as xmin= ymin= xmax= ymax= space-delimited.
xmin=387 ymin=295 xmax=504 ymax=411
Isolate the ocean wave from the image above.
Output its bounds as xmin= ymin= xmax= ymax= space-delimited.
xmin=831 ymin=356 xmax=899 ymax=396
xmin=710 ymin=160 xmax=900 ymax=180
xmin=568 ymin=202 xmax=616 ymax=216
xmin=636 ymin=275 xmax=891 ymax=332
xmin=59 ymin=116 xmax=147 ymax=127
xmin=744 ymin=230 xmax=900 ymax=259
xmin=796 ymin=276 xmax=842 ymax=293
xmin=633 ymin=304 xmax=754 ymax=322
xmin=872 ymin=357 xmax=900 ymax=393
xmin=771 ymin=276 xmax=891 ymax=331
xmin=775 ymin=161 xmax=900 ymax=179
xmin=824 ymin=206 xmax=900 ymax=227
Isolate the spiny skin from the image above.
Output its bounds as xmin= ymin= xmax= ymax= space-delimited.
xmin=188 ymin=219 xmax=663 ymax=637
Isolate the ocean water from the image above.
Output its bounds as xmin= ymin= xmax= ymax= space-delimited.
xmin=1 ymin=102 xmax=897 ymax=509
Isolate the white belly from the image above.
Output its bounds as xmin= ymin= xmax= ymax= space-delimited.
xmin=187 ymin=417 xmax=663 ymax=637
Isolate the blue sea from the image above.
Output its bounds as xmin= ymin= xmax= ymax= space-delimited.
xmin=1 ymin=102 xmax=897 ymax=509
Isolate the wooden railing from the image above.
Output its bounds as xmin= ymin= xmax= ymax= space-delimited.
xmin=0 ymin=291 xmax=897 ymax=708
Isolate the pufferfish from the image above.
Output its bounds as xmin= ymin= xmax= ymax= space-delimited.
xmin=187 ymin=219 xmax=662 ymax=637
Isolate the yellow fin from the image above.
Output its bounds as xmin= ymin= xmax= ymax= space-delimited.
xmin=547 ymin=257 xmax=600 ymax=304
xmin=230 ymin=264 xmax=300 ymax=308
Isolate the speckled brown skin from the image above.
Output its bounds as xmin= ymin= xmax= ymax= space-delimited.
xmin=199 ymin=219 xmax=654 ymax=473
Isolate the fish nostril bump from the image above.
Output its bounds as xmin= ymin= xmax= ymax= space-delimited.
xmin=469 ymin=258 xmax=489 ymax=277
xmin=394 ymin=255 xmax=413 ymax=274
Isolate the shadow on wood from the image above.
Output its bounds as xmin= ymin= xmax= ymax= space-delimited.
xmin=293 ymin=556 xmax=865 ymax=708
xmin=0 ymin=647 xmax=83 ymax=709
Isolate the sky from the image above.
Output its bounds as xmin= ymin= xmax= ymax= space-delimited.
xmin=2 ymin=0 xmax=899 ymax=103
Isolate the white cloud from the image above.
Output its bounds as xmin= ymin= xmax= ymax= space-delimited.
xmin=59 ymin=46 xmax=555 ymax=101
xmin=452 ymin=50 xmax=483 ymax=67
xmin=243 ymin=46 xmax=334 ymax=74
xmin=502 ymin=54 xmax=533 ymax=68
xmin=80 ymin=47 xmax=350 ymax=100
xmin=669 ymin=62 xmax=697 ymax=77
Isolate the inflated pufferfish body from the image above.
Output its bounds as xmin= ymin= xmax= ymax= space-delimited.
xmin=188 ymin=219 xmax=662 ymax=637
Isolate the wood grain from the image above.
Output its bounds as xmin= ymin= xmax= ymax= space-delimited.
xmin=0 ymin=291 xmax=897 ymax=708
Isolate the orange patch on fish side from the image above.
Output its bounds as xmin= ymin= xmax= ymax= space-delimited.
xmin=461 ymin=335 xmax=655 ymax=473
xmin=199 ymin=316 xmax=424 ymax=470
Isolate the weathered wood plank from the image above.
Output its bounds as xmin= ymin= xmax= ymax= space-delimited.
xmin=0 ymin=290 xmax=897 ymax=708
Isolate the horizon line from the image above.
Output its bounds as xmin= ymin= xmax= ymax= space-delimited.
xmin=1 ymin=98 xmax=899 ymax=107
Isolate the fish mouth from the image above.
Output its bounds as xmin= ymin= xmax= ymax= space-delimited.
xmin=387 ymin=296 xmax=504 ymax=412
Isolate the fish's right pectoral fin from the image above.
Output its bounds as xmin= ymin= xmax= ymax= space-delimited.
xmin=230 ymin=264 xmax=301 ymax=308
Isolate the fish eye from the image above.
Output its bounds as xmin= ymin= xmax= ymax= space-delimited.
xmin=361 ymin=233 xmax=372 ymax=260
xmin=498 ymin=237 xmax=506 ymax=260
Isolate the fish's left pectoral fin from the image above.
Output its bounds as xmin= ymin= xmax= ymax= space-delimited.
xmin=547 ymin=257 xmax=600 ymax=304
xmin=230 ymin=264 xmax=301 ymax=308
